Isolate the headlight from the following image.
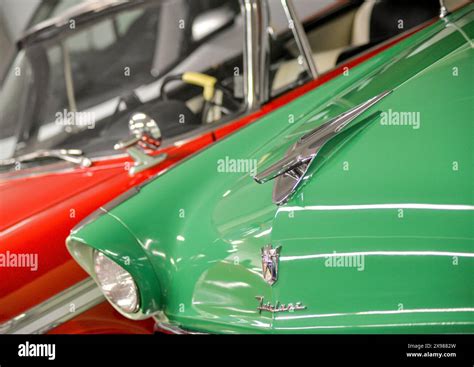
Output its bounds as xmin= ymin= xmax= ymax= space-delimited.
xmin=93 ymin=250 xmax=139 ymax=313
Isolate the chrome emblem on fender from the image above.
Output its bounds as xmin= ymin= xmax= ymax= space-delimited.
xmin=255 ymin=296 xmax=306 ymax=314
xmin=261 ymin=244 xmax=281 ymax=286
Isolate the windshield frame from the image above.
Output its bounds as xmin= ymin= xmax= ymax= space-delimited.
xmin=10 ymin=0 xmax=243 ymax=158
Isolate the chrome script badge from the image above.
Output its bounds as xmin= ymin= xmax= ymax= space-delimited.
xmin=255 ymin=296 xmax=306 ymax=314
xmin=261 ymin=244 xmax=281 ymax=285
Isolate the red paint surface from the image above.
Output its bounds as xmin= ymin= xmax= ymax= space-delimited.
xmin=49 ymin=302 xmax=155 ymax=334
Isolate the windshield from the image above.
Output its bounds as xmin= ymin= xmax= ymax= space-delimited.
xmin=0 ymin=0 xmax=242 ymax=161
xmin=1 ymin=0 xmax=436 ymax=165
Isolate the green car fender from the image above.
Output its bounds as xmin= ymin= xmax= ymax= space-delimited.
xmin=68 ymin=210 xmax=162 ymax=320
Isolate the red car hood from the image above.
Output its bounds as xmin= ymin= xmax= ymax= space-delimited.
xmin=0 ymin=163 xmax=126 ymax=233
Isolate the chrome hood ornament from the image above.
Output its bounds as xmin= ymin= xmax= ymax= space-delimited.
xmin=254 ymin=90 xmax=392 ymax=205
xmin=261 ymin=244 xmax=281 ymax=286
xmin=114 ymin=113 xmax=167 ymax=176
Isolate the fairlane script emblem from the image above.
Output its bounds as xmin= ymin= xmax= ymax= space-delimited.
xmin=261 ymin=244 xmax=281 ymax=285
xmin=255 ymin=296 xmax=306 ymax=314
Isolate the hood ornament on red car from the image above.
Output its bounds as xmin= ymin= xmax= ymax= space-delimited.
xmin=254 ymin=90 xmax=392 ymax=205
xmin=114 ymin=113 xmax=167 ymax=176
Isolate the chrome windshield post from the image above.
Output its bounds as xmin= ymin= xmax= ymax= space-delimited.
xmin=61 ymin=42 xmax=78 ymax=115
xmin=439 ymin=0 xmax=449 ymax=18
xmin=280 ymin=0 xmax=318 ymax=79
xmin=240 ymin=0 xmax=271 ymax=111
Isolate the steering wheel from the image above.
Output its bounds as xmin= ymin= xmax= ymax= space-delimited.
xmin=159 ymin=72 xmax=240 ymax=122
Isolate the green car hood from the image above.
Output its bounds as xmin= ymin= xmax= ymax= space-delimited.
xmin=68 ymin=6 xmax=474 ymax=333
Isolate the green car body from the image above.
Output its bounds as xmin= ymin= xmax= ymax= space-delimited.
xmin=68 ymin=4 xmax=474 ymax=334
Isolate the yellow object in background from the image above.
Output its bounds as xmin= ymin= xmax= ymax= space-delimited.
xmin=182 ymin=72 xmax=217 ymax=101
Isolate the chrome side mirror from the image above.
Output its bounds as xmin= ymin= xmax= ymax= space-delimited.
xmin=114 ymin=113 xmax=167 ymax=175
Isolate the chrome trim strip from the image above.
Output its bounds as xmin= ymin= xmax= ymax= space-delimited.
xmin=0 ymin=149 xmax=92 ymax=168
xmin=280 ymin=0 xmax=318 ymax=79
xmin=71 ymin=186 xmax=141 ymax=234
xmin=153 ymin=318 xmax=206 ymax=335
xmin=20 ymin=0 xmax=135 ymax=44
xmin=71 ymin=207 xmax=108 ymax=234
xmin=154 ymin=322 xmax=189 ymax=334
xmin=0 ymin=278 xmax=104 ymax=334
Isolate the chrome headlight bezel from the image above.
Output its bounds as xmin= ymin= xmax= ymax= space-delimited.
xmin=67 ymin=233 xmax=161 ymax=320
xmin=93 ymin=250 xmax=140 ymax=314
